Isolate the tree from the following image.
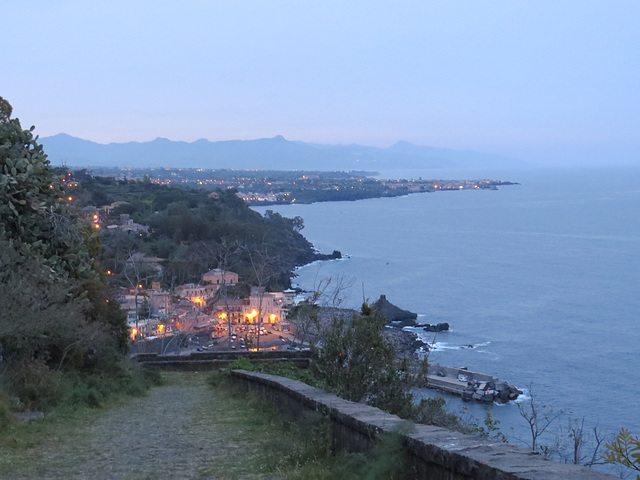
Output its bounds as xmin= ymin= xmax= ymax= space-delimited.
xmin=289 ymin=274 xmax=355 ymax=348
xmin=557 ymin=417 xmax=606 ymax=467
xmin=517 ymin=384 xmax=564 ymax=454
xmin=244 ymin=243 xmax=281 ymax=351
xmin=0 ymin=239 xmax=106 ymax=368
xmin=197 ymin=237 xmax=242 ymax=349
xmin=312 ymin=304 xmax=413 ymax=417
xmin=0 ymin=97 xmax=94 ymax=281
xmin=0 ymin=97 xmax=129 ymax=408
xmin=604 ymin=429 xmax=640 ymax=479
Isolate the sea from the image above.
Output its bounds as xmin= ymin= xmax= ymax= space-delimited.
xmin=253 ymin=166 xmax=640 ymax=464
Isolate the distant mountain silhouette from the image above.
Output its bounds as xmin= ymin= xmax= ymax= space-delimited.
xmin=40 ymin=133 xmax=523 ymax=170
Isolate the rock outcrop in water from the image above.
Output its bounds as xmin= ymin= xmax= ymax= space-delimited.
xmin=420 ymin=322 xmax=450 ymax=332
xmin=371 ymin=295 xmax=418 ymax=325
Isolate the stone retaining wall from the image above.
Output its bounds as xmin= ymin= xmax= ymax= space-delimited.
xmin=230 ymin=370 xmax=615 ymax=480
xmin=132 ymin=351 xmax=311 ymax=371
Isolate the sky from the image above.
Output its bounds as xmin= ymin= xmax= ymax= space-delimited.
xmin=4 ymin=1 xmax=640 ymax=166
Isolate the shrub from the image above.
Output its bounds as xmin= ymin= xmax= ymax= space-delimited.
xmin=227 ymin=356 xmax=255 ymax=372
xmin=0 ymin=393 xmax=17 ymax=430
xmin=412 ymin=398 xmax=464 ymax=431
xmin=6 ymin=358 xmax=62 ymax=411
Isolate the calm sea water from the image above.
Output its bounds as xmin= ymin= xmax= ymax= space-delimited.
xmin=254 ymin=166 xmax=640 ymax=453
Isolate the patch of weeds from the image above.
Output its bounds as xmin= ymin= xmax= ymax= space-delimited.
xmin=215 ymin=375 xmax=418 ymax=480
xmin=0 ymin=397 xmax=17 ymax=431
xmin=263 ymin=411 xmax=333 ymax=473
xmin=256 ymin=361 xmax=322 ymax=387
xmin=206 ymin=370 xmax=228 ymax=388
xmin=227 ymin=356 xmax=255 ymax=371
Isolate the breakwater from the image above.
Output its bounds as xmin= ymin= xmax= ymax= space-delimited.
xmin=230 ymin=369 xmax=614 ymax=480
xmin=427 ymin=363 xmax=522 ymax=403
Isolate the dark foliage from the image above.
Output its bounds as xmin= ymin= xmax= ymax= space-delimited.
xmin=0 ymin=97 xmax=145 ymax=412
xmin=73 ymin=174 xmax=323 ymax=290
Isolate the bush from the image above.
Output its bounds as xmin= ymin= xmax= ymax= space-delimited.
xmin=255 ymin=361 xmax=321 ymax=386
xmin=412 ymin=398 xmax=464 ymax=431
xmin=0 ymin=393 xmax=17 ymax=430
xmin=206 ymin=370 xmax=227 ymax=388
xmin=227 ymin=356 xmax=255 ymax=372
xmin=312 ymin=307 xmax=414 ymax=417
xmin=6 ymin=359 xmax=62 ymax=411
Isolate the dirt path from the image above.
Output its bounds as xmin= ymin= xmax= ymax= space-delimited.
xmin=5 ymin=373 xmax=280 ymax=480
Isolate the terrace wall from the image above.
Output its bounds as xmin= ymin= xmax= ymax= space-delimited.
xmin=230 ymin=369 xmax=615 ymax=480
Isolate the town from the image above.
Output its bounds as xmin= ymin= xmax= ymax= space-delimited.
xmin=84 ymin=166 xmax=517 ymax=205
xmin=122 ymin=266 xmax=301 ymax=355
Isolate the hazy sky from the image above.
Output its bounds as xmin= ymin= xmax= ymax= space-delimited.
xmin=4 ymin=1 xmax=639 ymax=166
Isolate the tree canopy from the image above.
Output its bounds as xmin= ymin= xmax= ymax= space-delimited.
xmin=71 ymin=173 xmax=334 ymax=291
xmin=0 ymin=97 xmax=130 ymax=410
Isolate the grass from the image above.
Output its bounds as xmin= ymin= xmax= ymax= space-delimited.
xmin=0 ymin=396 xmax=125 ymax=476
xmin=205 ymin=369 xmax=417 ymax=480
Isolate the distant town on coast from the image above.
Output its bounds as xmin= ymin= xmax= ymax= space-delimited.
xmin=72 ymin=166 xmax=518 ymax=205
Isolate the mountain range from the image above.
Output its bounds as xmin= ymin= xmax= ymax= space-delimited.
xmin=40 ymin=134 xmax=524 ymax=171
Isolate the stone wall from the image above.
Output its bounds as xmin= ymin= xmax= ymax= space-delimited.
xmin=230 ymin=370 xmax=615 ymax=480
xmin=132 ymin=350 xmax=311 ymax=371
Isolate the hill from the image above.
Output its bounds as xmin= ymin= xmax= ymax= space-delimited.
xmin=40 ymin=134 xmax=524 ymax=170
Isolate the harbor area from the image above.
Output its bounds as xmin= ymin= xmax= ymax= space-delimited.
xmin=427 ymin=364 xmax=522 ymax=403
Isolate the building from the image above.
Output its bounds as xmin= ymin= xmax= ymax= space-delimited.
xmin=176 ymin=283 xmax=218 ymax=306
xmin=247 ymin=287 xmax=285 ymax=324
xmin=202 ymin=268 xmax=238 ymax=286
xmin=210 ymin=286 xmax=286 ymax=325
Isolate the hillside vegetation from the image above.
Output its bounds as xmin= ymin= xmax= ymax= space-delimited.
xmin=67 ymin=172 xmax=339 ymax=291
xmin=0 ymin=97 xmax=158 ymax=414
